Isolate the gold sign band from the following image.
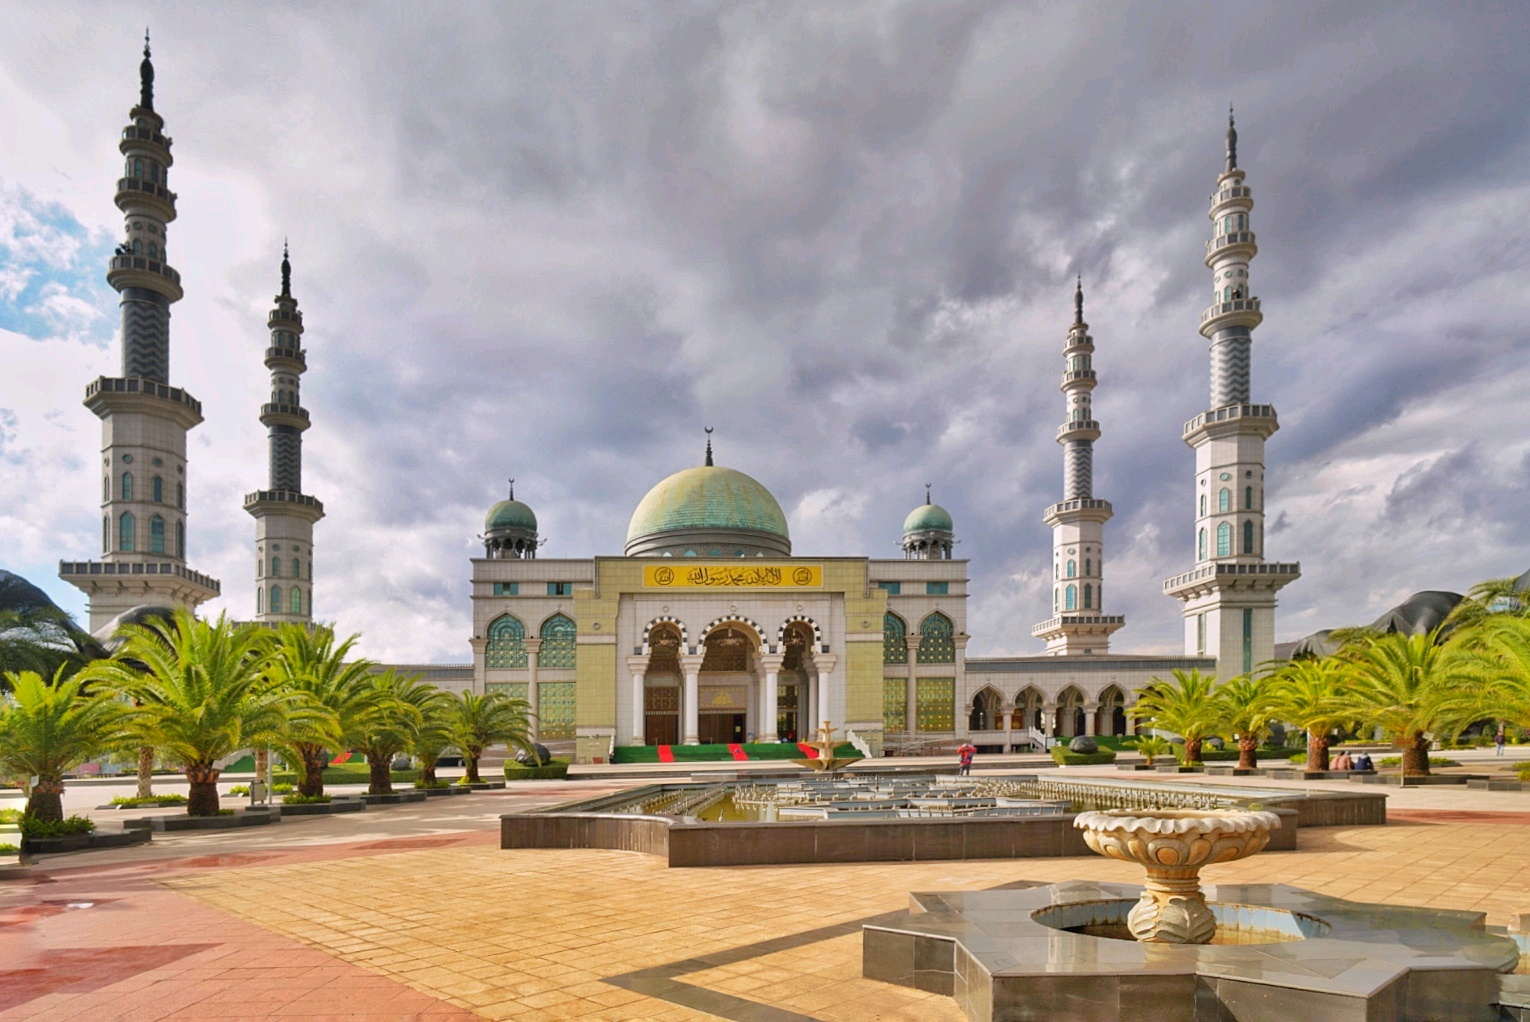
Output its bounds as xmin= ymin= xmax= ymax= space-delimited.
xmin=642 ymin=564 xmax=822 ymax=589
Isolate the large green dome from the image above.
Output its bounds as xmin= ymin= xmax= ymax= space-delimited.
xmin=625 ymin=465 xmax=790 ymax=555
xmin=903 ymin=502 xmax=953 ymax=534
xmin=485 ymin=499 xmax=537 ymax=533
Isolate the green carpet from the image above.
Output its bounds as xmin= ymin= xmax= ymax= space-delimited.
xmin=610 ymin=742 xmax=861 ymax=764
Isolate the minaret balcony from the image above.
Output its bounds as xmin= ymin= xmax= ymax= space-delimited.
xmin=1043 ymin=498 xmax=1113 ymax=526
xmin=244 ymin=489 xmax=325 ymax=521
xmin=1031 ymin=613 xmax=1126 ymax=638
xmin=107 ymin=256 xmax=183 ymax=302
xmin=1060 ymin=369 xmax=1097 ymax=388
xmin=268 ymin=307 xmax=304 ymax=329
xmin=59 ymin=558 xmax=220 ymax=596
xmin=260 ymin=403 xmax=311 ymax=429
xmin=1203 ymin=230 xmax=1256 ymax=264
xmin=1055 ymin=420 xmax=1100 ymax=442
xmin=120 ymin=124 xmax=171 ymax=150
xmin=264 ymin=344 xmax=307 ymax=369
xmin=114 ymin=177 xmax=177 ymax=220
xmin=1212 ymin=185 xmax=1252 ymax=206
xmin=1181 ymin=403 xmax=1278 ymax=442
xmin=1199 ymin=297 xmax=1262 ymax=335
xmin=1163 ymin=560 xmax=1301 ymax=599
xmin=84 ymin=375 xmax=203 ymax=428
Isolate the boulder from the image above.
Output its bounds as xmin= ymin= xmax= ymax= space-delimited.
xmin=1067 ymin=736 xmax=1098 ymax=755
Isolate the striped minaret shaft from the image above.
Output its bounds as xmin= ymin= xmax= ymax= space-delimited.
xmin=265 ymin=246 xmax=308 ymax=492
xmin=1060 ymin=278 xmax=1097 ymax=501
xmin=1205 ymin=108 xmax=1257 ymax=409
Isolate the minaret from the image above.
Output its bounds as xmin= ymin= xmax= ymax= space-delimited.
xmin=1163 ymin=110 xmax=1299 ymax=677
xmin=1032 ymin=278 xmax=1124 ymax=654
xmin=60 ymin=34 xmax=220 ymax=633
xmin=244 ymin=245 xmax=324 ymax=622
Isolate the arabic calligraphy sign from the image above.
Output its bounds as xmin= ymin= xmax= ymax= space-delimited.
xmin=642 ymin=564 xmax=822 ymax=589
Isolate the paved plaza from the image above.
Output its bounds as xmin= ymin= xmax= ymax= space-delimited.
xmin=5 ymin=761 xmax=1530 ymax=1020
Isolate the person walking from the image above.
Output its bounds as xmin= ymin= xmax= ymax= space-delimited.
xmin=1496 ymin=728 xmax=1508 ymax=757
xmin=957 ymin=741 xmax=976 ymax=776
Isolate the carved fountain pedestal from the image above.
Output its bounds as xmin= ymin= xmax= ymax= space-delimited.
xmin=1072 ymin=807 xmax=1278 ymax=944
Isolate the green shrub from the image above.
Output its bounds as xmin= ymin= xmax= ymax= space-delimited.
xmin=1513 ymin=761 xmax=1530 ymax=781
xmin=0 ymin=809 xmax=22 ymax=824
xmin=271 ymin=764 xmax=418 ymax=786
xmin=109 ymin=794 xmax=188 ymax=807
xmin=230 ymin=782 xmax=294 ymax=796
xmin=1049 ymin=748 xmax=1117 ymax=766
xmin=282 ymin=793 xmax=332 ymax=805
xmin=414 ymin=779 xmax=451 ymax=790
xmin=1377 ymin=756 xmax=1459 ymax=768
xmin=0 ymin=843 xmax=18 ymax=854
xmin=228 ymin=784 xmax=249 ymax=796
xmin=504 ymin=759 xmax=570 ymax=781
xmin=20 ymin=816 xmax=96 ymax=838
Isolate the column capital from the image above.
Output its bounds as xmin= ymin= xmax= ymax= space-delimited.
xmin=758 ymin=653 xmax=785 ymax=672
xmin=810 ymin=654 xmax=838 ymax=675
xmin=523 ymin=638 xmax=543 ymax=653
xmin=625 ymin=655 xmax=650 ymax=673
xmin=679 ymin=654 xmax=705 ymax=673
xmin=468 ymin=637 xmax=488 ymax=653
xmin=904 ymin=635 xmax=922 ymax=650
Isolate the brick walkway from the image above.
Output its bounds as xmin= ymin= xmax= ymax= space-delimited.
xmin=4 ymin=775 xmax=1530 ymax=1020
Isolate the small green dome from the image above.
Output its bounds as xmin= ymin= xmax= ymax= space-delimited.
xmin=486 ymin=499 xmax=537 ymax=533
xmin=903 ymin=502 xmax=953 ymax=535
xmin=626 ymin=466 xmax=789 ymax=545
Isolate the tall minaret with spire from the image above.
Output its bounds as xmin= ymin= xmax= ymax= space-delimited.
xmin=1163 ymin=110 xmax=1299 ymax=677
xmin=60 ymin=33 xmax=221 ymax=632
xmin=1032 ymin=278 xmax=1124 ymax=654
xmin=244 ymin=245 xmax=324 ymax=622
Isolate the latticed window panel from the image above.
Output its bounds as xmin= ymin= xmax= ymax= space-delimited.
xmin=485 ymin=682 xmax=528 ymax=702
xmin=538 ymin=681 xmax=576 ymax=740
xmin=882 ymin=613 xmax=907 ymax=665
xmin=538 ymin=614 xmax=577 ymax=669
xmin=917 ymin=613 xmax=955 ymax=664
xmin=486 ymin=615 xmax=528 ymax=668
xmin=915 ymin=677 xmax=955 ymax=732
xmin=883 ymin=678 xmax=906 ymax=731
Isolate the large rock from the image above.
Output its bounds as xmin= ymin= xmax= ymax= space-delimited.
xmin=1068 ymin=736 xmax=1098 ymax=755
xmin=515 ymin=744 xmax=552 ymax=766
xmin=1206 ymin=737 xmax=1225 ymax=751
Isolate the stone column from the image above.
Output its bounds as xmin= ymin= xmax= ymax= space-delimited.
xmin=524 ymin=638 xmax=542 ymax=742
xmin=1043 ymin=702 xmax=1059 ymax=741
xmin=904 ymin=636 xmax=921 ymax=738
xmin=680 ymin=654 xmax=704 ymax=745
xmin=626 ymin=655 xmax=649 ymax=746
xmin=1003 ymin=701 xmax=1014 ymax=753
xmin=468 ymin=636 xmax=488 ymax=694
xmin=758 ymin=653 xmax=784 ymax=743
xmin=810 ymin=654 xmax=838 ymax=735
xmin=1084 ymin=703 xmax=1099 ymax=736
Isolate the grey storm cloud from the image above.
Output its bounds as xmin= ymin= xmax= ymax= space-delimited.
xmin=2 ymin=1 xmax=1529 ymax=661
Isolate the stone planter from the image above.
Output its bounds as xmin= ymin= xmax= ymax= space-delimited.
xmin=129 ymin=809 xmax=280 ymax=832
xmin=279 ymin=798 xmax=366 ymax=816
xmin=24 ymin=828 xmax=153 ymax=854
xmin=1074 ymin=808 xmax=1280 ymax=944
xmin=1115 ymin=763 xmax=1156 ymax=771
xmin=457 ymin=781 xmax=506 ymax=791
xmin=360 ymin=791 xmax=428 ymax=805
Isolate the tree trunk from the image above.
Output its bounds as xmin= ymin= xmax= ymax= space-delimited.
xmin=136 ymin=746 xmax=155 ymax=798
xmin=1183 ymin=738 xmax=1202 ymax=765
xmin=185 ymin=764 xmax=221 ymax=816
xmin=1402 ymin=732 xmax=1431 ymax=777
xmin=366 ymin=751 xmax=393 ymax=795
xmin=419 ymin=752 xmax=439 ymax=786
xmin=255 ymin=748 xmax=269 ymax=786
xmin=464 ymin=752 xmax=482 ymax=784
xmin=26 ymin=778 xmax=65 ymax=822
xmin=1237 ymin=735 xmax=1259 ymax=771
xmin=298 ymin=744 xmax=328 ymax=797
xmin=1306 ymin=730 xmax=1330 ymax=772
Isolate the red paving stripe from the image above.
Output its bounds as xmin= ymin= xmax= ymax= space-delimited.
xmin=1389 ymin=809 xmax=1530 ymax=824
xmin=727 ymin=743 xmax=748 ymax=761
xmin=657 ymin=745 xmax=675 ymax=762
xmin=0 ymin=944 xmax=218 ymax=1010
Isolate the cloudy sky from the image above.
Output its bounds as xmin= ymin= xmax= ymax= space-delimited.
xmin=2 ymin=2 xmax=1528 ymax=663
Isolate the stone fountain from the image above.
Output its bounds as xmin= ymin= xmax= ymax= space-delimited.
xmin=793 ymin=721 xmax=860 ymax=772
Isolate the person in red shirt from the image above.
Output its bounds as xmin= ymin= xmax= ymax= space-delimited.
xmin=957 ymin=741 xmax=976 ymax=776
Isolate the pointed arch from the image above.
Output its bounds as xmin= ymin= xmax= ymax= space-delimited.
xmin=121 ymin=472 xmax=134 ymax=501
xmin=539 ymin=613 xmax=577 ymax=668
xmin=1242 ymin=519 xmax=1255 ymax=555
xmin=486 ymin=614 xmax=527 ymax=668
xmin=1083 ymin=583 xmax=1093 ymax=610
xmin=1219 ymin=488 xmax=1230 ymax=512
xmin=1065 ymin=584 xmax=1077 ymax=611
xmin=270 ymin=585 xmax=282 ymax=613
xmin=119 ymin=511 xmax=135 ymax=552
xmin=968 ymin=685 xmax=1002 ymax=731
xmin=290 ymin=587 xmax=302 ymax=614
xmin=882 ymin=612 xmax=908 ymax=665
xmin=149 ymin=514 xmax=165 ymax=553
xmin=643 ymin=615 xmax=689 ymax=651
xmin=1217 ymin=521 xmax=1232 ymax=557
xmin=916 ymin=612 xmax=955 ymax=664
xmin=1012 ymin=686 xmax=1045 ymax=731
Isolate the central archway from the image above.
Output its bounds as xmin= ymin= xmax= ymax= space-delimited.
xmin=698 ymin=622 xmax=759 ymax=745
xmin=642 ymin=623 xmax=682 ymax=745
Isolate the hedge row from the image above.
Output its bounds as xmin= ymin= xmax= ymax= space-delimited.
xmin=1050 ymin=749 xmax=1118 ymax=766
xmin=504 ymin=759 xmax=570 ymax=780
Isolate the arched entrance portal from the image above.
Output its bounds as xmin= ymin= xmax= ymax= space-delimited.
xmin=698 ymin=624 xmax=757 ymax=745
xmin=777 ymin=622 xmax=817 ymax=742
xmin=643 ymin=624 xmax=682 ymax=745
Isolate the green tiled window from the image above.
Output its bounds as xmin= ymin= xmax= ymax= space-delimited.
xmin=882 ymin=613 xmax=908 ymax=665
xmin=538 ymin=681 xmax=576 ymax=740
xmin=486 ymin=615 xmax=527 ymax=668
xmin=926 ymin=581 xmax=948 ymax=595
xmin=917 ymin=612 xmax=955 ymax=664
xmin=492 ymin=582 xmax=519 ymax=596
xmin=915 ymin=677 xmax=955 ymax=732
xmin=883 ymin=678 xmax=907 ymax=731
xmin=547 ymin=582 xmax=574 ymax=596
xmin=876 ymin=581 xmax=901 ymax=595
xmin=485 ymin=682 xmax=528 ymax=703
xmin=539 ymin=614 xmax=577 ymax=669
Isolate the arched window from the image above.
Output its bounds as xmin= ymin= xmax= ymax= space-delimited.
xmin=152 ymin=475 xmax=163 ymax=503
xmin=1219 ymin=488 xmax=1230 ymax=512
xmin=1217 ymin=522 xmax=1232 ymax=557
xmin=119 ymin=512 xmax=135 ymax=551
xmin=271 ymin=557 xmax=280 ymax=577
xmin=1244 ymin=485 xmax=1253 ymax=509
xmin=148 ymin=242 xmax=158 ymax=259
xmin=175 ymin=520 xmax=184 ymax=558
xmin=1199 ymin=494 xmax=1206 ymax=517
xmin=1066 ymin=560 xmax=1076 ymax=578
xmin=1243 ymin=519 xmax=1255 ymax=555
xmin=291 ymin=557 xmax=299 ymax=578
xmin=133 ymin=157 xmax=143 ymax=178
xmin=917 ymin=612 xmax=955 ymax=664
xmin=1065 ymin=585 xmax=1077 ymax=611
xmin=132 ymin=240 xmax=142 ymax=256
xmin=149 ymin=514 xmax=165 ymax=554
xmin=1083 ymin=584 xmax=1093 ymax=609
xmin=882 ymin=613 xmax=907 ymax=665
xmin=1198 ymin=528 xmax=1206 ymax=560
xmin=486 ymin=616 xmax=527 ymax=667
xmin=539 ymin=614 xmax=577 ymax=669
xmin=1053 ymin=589 xmax=1059 ymax=612
xmin=1222 ymin=286 xmax=1231 ymax=301
xmin=122 ymin=472 xmax=133 ymax=500
xmin=290 ymin=587 xmax=302 ymax=614
xmin=271 ymin=586 xmax=282 ymax=612
xmin=257 ymin=588 xmax=263 ymax=614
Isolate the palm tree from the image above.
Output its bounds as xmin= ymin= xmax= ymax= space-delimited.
xmin=349 ymin=669 xmax=426 ymax=795
xmin=408 ymin=686 xmax=458 ymax=786
xmin=1335 ymin=630 xmax=1476 ymax=778
xmin=1266 ymin=657 xmax=1353 ymax=772
xmin=1454 ymin=615 xmax=1530 ymax=739
xmin=1129 ymin=669 xmax=1223 ymax=765
xmin=0 ymin=668 xmax=135 ymax=820
xmin=83 ymin=609 xmax=305 ymax=816
xmin=1445 ymin=576 xmax=1529 ymax=631
xmin=1215 ymin=674 xmax=1275 ymax=770
xmin=265 ymin=624 xmax=374 ymax=797
xmin=452 ymin=690 xmax=534 ymax=783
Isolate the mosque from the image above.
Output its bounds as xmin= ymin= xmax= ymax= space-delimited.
xmin=52 ymin=44 xmax=1301 ymax=762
